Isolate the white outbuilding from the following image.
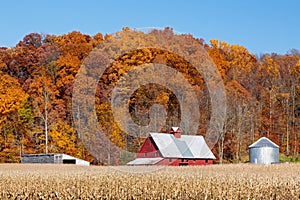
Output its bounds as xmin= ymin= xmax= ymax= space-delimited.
xmin=21 ymin=153 xmax=90 ymax=166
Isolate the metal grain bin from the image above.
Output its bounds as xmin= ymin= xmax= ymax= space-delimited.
xmin=248 ymin=137 xmax=279 ymax=164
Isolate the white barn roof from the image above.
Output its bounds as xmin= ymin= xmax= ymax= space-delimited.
xmin=150 ymin=133 xmax=215 ymax=159
xmin=248 ymin=137 xmax=279 ymax=149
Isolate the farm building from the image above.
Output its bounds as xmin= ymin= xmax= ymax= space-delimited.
xmin=248 ymin=137 xmax=279 ymax=164
xmin=127 ymin=127 xmax=215 ymax=166
xmin=21 ymin=154 xmax=90 ymax=166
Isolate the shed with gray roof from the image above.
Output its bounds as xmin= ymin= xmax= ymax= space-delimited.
xmin=21 ymin=153 xmax=90 ymax=166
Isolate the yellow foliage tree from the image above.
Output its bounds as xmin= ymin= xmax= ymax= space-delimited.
xmin=0 ymin=72 xmax=25 ymax=162
xmin=0 ymin=73 xmax=26 ymax=124
xmin=49 ymin=121 xmax=78 ymax=156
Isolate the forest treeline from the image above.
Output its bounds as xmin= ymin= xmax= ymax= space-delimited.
xmin=0 ymin=27 xmax=299 ymax=164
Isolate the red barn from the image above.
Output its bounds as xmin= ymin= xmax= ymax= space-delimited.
xmin=127 ymin=127 xmax=215 ymax=166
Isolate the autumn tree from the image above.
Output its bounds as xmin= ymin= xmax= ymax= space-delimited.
xmin=0 ymin=72 xmax=26 ymax=162
xmin=0 ymin=28 xmax=299 ymax=164
xmin=28 ymin=75 xmax=63 ymax=154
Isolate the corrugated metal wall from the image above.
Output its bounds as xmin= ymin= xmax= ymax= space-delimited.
xmin=21 ymin=154 xmax=55 ymax=163
xmin=249 ymin=147 xmax=279 ymax=164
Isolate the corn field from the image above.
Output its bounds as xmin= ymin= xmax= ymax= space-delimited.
xmin=0 ymin=164 xmax=299 ymax=199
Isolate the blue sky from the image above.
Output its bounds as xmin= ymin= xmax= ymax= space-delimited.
xmin=0 ymin=0 xmax=299 ymax=55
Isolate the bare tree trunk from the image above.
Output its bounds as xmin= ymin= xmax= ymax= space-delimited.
xmin=286 ymin=97 xmax=289 ymax=156
xmin=268 ymin=88 xmax=274 ymax=138
xmin=220 ymin=136 xmax=224 ymax=163
xmin=236 ymin=105 xmax=243 ymax=163
xmin=250 ymin=106 xmax=255 ymax=143
xmin=219 ymin=122 xmax=226 ymax=164
xmin=45 ymin=105 xmax=48 ymax=154
xmin=291 ymin=84 xmax=297 ymax=156
xmin=43 ymin=87 xmax=49 ymax=154
xmin=107 ymin=141 xmax=111 ymax=166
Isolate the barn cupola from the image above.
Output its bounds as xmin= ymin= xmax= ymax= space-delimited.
xmin=170 ymin=127 xmax=182 ymax=138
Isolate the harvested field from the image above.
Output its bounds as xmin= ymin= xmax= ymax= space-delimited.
xmin=0 ymin=164 xmax=299 ymax=199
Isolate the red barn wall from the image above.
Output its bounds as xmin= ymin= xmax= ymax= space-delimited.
xmin=136 ymin=137 xmax=161 ymax=158
xmin=156 ymin=158 xmax=213 ymax=166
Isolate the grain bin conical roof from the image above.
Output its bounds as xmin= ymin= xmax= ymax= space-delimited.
xmin=248 ymin=137 xmax=279 ymax=149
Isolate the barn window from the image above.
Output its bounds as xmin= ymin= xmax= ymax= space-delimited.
xmin=169 ymin=158 xmax=172 ymax=162
xmin=205 ymin=159 xmax=208 ymax=164
xmin=181 ymin=159 xmax=184 ymax=162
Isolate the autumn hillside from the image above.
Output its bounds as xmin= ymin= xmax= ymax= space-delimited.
xmin=0 ymin=28 xmax=299 ymax=164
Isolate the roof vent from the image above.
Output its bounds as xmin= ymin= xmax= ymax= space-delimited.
xmin=170 ymin=127 xmax=181 ymax=138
